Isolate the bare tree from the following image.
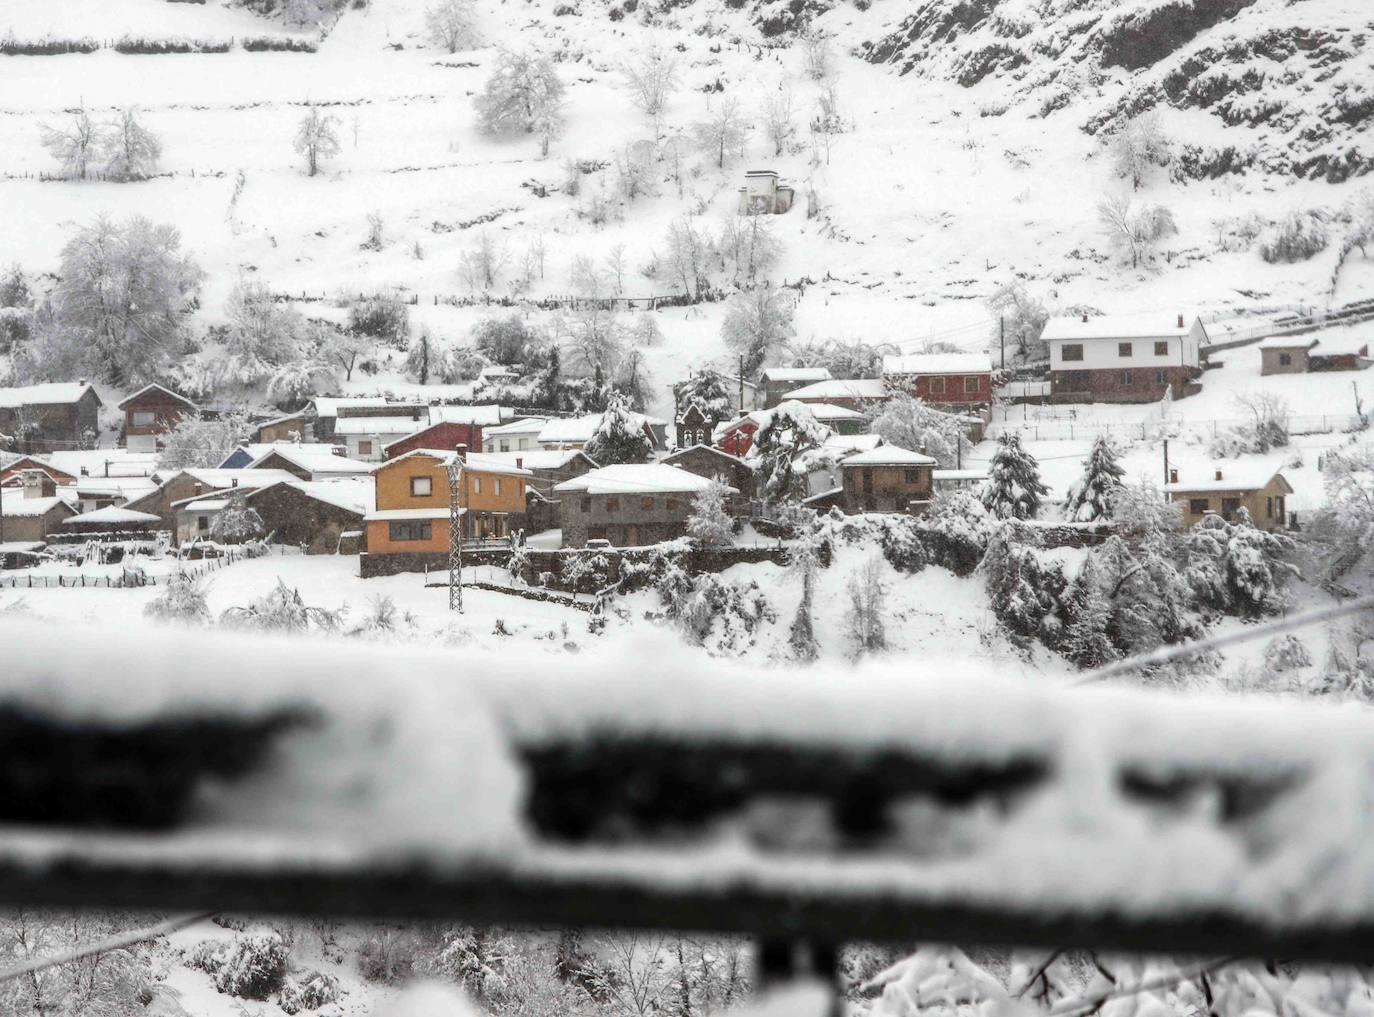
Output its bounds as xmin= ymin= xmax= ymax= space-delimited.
xmin=659 ymin=131 xmax=691 ymax=197
xmin=459 ymin=231 xmax=508 ymax=290
xmin=425 ymin=0 xmax=478 ymax=53
xmin=800 ymin=25 xmax=834 ymax=81
xmin=104 ymin=107 xmax=162 ymax=181
xmin=622 ymin=45 xmax=679 ymax=135
xmin=663 ymin=216 xmax=713 ymax=300
xmin=845 ymin=554 xmax=887 ymax=656
xmin=39 ymin=110 xmax=101 ymax=180
xmin=606 ymin=243 xmax=628 ymax=294
xmin=694 ymin=98 xmax=746 ymax=170
xmin=1109 ymin=111 xmax=1171 ymax=190
xmin=761 ymin=86 xmax=796 ymax=157
xmin=1098 ymin=195 xmax=1177 ymax=268
xmin=294 ymin=105 xmax=341 ymax=177
xmin=570 ymin=252 xmax=606 ymax=298
xmin=720 ymin=213 xmax=781 ymax=285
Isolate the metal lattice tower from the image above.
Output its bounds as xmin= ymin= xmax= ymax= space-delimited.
xmin=446 ymin=456 xmax=463 ymax=613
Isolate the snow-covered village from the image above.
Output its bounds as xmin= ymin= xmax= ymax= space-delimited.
xmin=2 ymin=0 xmax=1374 ymax=1013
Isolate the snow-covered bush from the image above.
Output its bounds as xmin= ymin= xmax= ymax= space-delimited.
xmin=1064 ymin=434 xmax=1124 ymax=522
xmin=143 ymin=570 xmax=210 ymax=625
xmin=982 ymin=433 xmax=1048 ymax=519
xmin=1184 ymin=512 xmax=1297 ymax=619
xmin=821 ymin=511 xmax=927 ymax=574
xmin=278 ymin=971 xmax=342 ymax=1015
xmin=1212 ymin=391 xmax=1289 ymax=455
xmin=1108 ymin=111 xmax=1171 ymax=190
xmin=348 ymin=293 xmax=410 ymax=349
xmin=868 ymin=394 xmax=970 ymax=468
xmin=190 ymin=931 xmax=288 ymax=999
xmin=915 ymin=489 xmax=994 ymax=575
xmin=659 ymin=572 xmax=774 ymax=652
xmin=356 ymin=927 xmax=423 ymax=984
xmin=1109 ymin=478 xmax=1181 ymax=538
xmin=220 ymin=579 xmax=342 ymax=633
xmin=210 ymin=491 xmax=266 ymax=544
xmin=1259 ymin=211 xmax=1329 ymax=264
xmin=687 ymin=481 xmax=735 ymax=547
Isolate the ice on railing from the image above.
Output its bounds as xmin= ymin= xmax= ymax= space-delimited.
xmin=5 ymin=618 xmax=1374 ymax=935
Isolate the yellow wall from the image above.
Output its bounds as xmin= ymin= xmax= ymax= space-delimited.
xmin=369 ymin=454 xmax=527 ymax=553
xmin=366 ymin=517 xmax=448 ymax=555
xmin=1171 ymin=475 xmax=1293 ymax=531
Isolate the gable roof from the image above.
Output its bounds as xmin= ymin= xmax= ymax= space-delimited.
xmin=477 ymin=449 xmax=598 ymax=471
xmin=0 ymin=495 xmax=74 ymax=519
xmin=378 ymin=448 xmax=532 ymax=477
xmin=427 ymin=404 xmax=505 ymax=426
xmin=663 ymin=444 xmax=749 ymax=469
xmin=883 ymin=352 xmax=994 ymax=376
xmin=249 ymin=447 xmax=373 ymax=476
xmin=180 ymin=467 xmax=297 ymax=489
xmin=62 ymin=505 xmax=161 ymax=526
xmin=332 ymin=415 xmax=428 ymax=436
xmin=116 ymin=383 xmax=197 ymax=411
xmin=842 ymin=445 xmax=937 ymax=466
xmin=246 ymin=478 xmax=375 ymax=516
xmin=484 ymin=417 xmax=548 ymax=437
xmin=555 ymin=464 xmax=733 ymax=496
xmin=784 ymin=378 xmax=889 ymax=401
xmin=1041 ymin=313 xmax=1196 ymax=342
xmin=760 ymin=367 xmax=831 ymax=383
xmin=0 ymin=382 xmax=101 ymax=409
xmin=0 ymin=455 xmax=78 ymax=484
xmin=1163 ymin=461 xmax=1291 ymax=494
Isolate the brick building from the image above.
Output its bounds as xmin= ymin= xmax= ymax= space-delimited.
xmin=882 ymin=353 xmax=994 ymax=414
xmin=1043 ymin=313 xmax=1204 ymax=403
xmin=555 ymin=464 xmax=733 ymax=547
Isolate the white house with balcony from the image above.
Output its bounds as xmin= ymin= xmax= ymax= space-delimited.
xmin=1043 ymin=312 xmax=1205 ymax=403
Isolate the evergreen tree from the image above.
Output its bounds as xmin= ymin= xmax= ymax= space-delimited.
xmin=981 ymin=433 xmax=1049 ymax=520
xmin=1063 ymin=555 xmax=1119 ymax=668
xmin=672 ymin=368 xmax=736 ymax=423
xmin=752 ymin=401 xmax=830 ymax=502
xmin=1184 ymin=511 xmax=1297 ymax=619
xmin=583 ymin=393 xmax=653 ymax=466
xmin=787 ymin=538 xmax=820 ymax=662
xmin=1064 ymin=434 xmax=1125 ymax=522
xmin=686 ymin=480 xmax=734 ymax=547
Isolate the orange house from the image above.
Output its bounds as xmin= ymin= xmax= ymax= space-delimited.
xmin=364 ymin=449 xmax=532 ymax=557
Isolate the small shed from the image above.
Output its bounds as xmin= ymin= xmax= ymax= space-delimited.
xmin=1257 ymin=336 xmax=1318 ymax=375
xmin=61 ymin=505 xmax=163 ymax=538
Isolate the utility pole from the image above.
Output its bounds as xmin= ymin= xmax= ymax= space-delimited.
xmin=738 ymin=355 xmax=746 ymax=413
xmin=446 ymin=445 xmax=466 ymax=613
xmin=999 ymin=316 xmax=1005 ymax=371
xmin=1162 ymin=438 xmax=1170 ymax=487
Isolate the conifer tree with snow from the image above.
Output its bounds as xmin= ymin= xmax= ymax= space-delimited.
xmin=787 ymin=527 xmax=822 ymax=662
xmin=751 ymin=401 xmax=830 ymax=503
xmin=981 ymin=433 xmax=1049 ymax=520
xmin=210 ymin=491 xmax=266 ymax=544
xmin=583 ymin=393 xmax=653 ymax=466
xmin=1064 ymin=434 xmax=1126 ymax=522
xmin=1062 ymin=554 xmax=1119 ymax=669
xmin=687 ymin=480 xmax=734 ymax=547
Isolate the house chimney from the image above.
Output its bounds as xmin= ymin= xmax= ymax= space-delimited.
xmin=21 ymin=470 xmax=55 ymax=500
xmin=78 ymin=377 xmax=87 ymax=387
xmin=1215 ymin=468 xmax=1223 ymax=482
xmin=1169 ymin=468 xmax=1178 ymax=484
xmin=455 ymin=443 xmax=468 ymax=462
xmin=1177 ymin=313 xmax=1185 ymax=329
xmin=1081 ymin=313 xmax=1088 ymax=323
xmin=412 ymin=407 xmax=421 ymax=421
xmin=516 ymin=457 xmax=523 ymax=470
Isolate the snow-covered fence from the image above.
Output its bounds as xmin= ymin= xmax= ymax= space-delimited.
xmin=266 ymin=288 xmax=728 ymax=312
xmin=0 ymin=552 xmax=242 ymax=589
xmin=6 ymin=618 xmax=1374 ymax=970
xmin=989 ymin=411 xmax=1366 ymax=443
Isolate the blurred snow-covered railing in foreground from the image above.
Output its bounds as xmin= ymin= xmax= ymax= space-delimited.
xmin=3 ymin=617 xmax=1374 ymax=964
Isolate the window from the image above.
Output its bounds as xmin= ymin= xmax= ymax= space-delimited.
xmin=964 ymin=376 xmax=980 ymax=393
xmin=1061 ymin=344 xmax=1084 ymax=362
xmin=1118 ymin=342 xmax=1133 ymax=358
xmin=1189 ymin=499 xmax=1209 ymax=515
xmin=494 ymin=478 xmax=502 ymax=496
xmin=1266 ymin=496 xmax=1274 ymax=518
xmin=197 ymin=515 xmax=209 ymax=532
xmin=1279 ymin=353 xmax=1292 ymax=366
xmin=928 ymin=377 xmax=946 ymax=395
xmin=1155 ymin=370 xmax=1168 ymax=386
xmin=472 ymin=476 xmax=482 ymax=495
xmin=606 ymin=497 xmax=620 ymax=512
xmin=665 ymin=498 xmax=679 ymax=512
xmin=580 ymin=497 xmax=591 ymax=513
xmin=641 ymin=496 xmax=654 ymax=510
xmin=358 ymin=441 xmax=373 ymax=456
xmin=410 ymin=476 xmax=432 ymax=497
xmin=1154 ymin=341 xmax=1169 ymax=356
xmin=862 ymin=469 xmax=874 ymax=493
xmin=132 ymin=411 xmax=155 ymax=427
xmin=500 ymin=441 xmax=510 ymax=452
xmin=1221 ymin=497 xmax=1242 ymax=520
xmin=388 ymin=521 xmax=432 ymax=542
xmin=903 ymin=469 xmax=919 ymax=484
xmin=1120 ymin=371 xmax=1133 ymax=386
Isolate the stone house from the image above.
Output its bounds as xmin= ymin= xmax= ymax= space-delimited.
xmin=478 ymin=449 xmax=597 ymax=534
xmin=839 ymin=446 xmax=937 ymax=514
xmin=1163 ymin=463 xmax=1293 ymax=531
xmin=246 ymin=479 xmax=374 ymax=554
xmin=737 ymin=170 xmax=795 ymax=215
xmin=759 ymin=366 xmax=830 ymax=409
xmin=1042 ymin=313 xmax=1204 ymax=403
xmin=0 ymin=470 xmax=76 ymax=543
xmin=117 ymin=384 xmax=196 ymax=453
xmin=0 ymin=382 xmax=103 ymax=454
xmin=124 ymin=467 xmax=296 ymax=541
xmin=555 ymin=464 xmax=733 ymax=547
xmin=882 ymin=353 xmax=995 ymax=414
xmin=661 ymin=445 xmax=756 ymax=516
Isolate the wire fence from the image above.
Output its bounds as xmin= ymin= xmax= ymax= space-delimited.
xmin=988 ymin=411 xmax=1368 ymax=443
xmin=0 ymin=548 xmax=244 ymax=589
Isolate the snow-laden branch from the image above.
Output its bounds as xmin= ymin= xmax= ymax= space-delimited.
xmin=0 ymin=912 xmax=212 ymax=986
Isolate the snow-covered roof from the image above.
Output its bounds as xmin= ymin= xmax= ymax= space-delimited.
xmin=478 ymin=449 xmax=597 ymax=471
xmin=555 ymin=464 xmax=734 ymax=496
xmin=1163 ymin=461 xmax=1290 ymax=494
xmin=332 ymin=415 xmax=428 ymax=436
xmin=181 ymin=467 xmax=297 ymax=489
xmin=45 ymin=449 xmax=158 ymax=478
xmin=310 ymin=396 xmax=389 ymax=418
xmin=842 ymin=446 xmax=937 ymax=467
xmin=1041 ymin=313 xmax=1196 ymax=342
xmin=250 ymin=447 xmax=373 ymax=475
xmin=783 ymin=378 xmax=889 ymax=401
xmin=116 ymin=383 xmax=197 ymax=411
xmin=822 ymin=433 xmax=883 ymax=455
xmin=75 ymin=476 xmax=158 ymax=499
xmin=179 ymin=497 xmax=230 ymax=513
xmin=484 ymin=417 xmax=548 ymax=437
xmin=804 ymin=402 xmax=867 ymax=422
xmin=1313 ymin=334 xmax=1372 ymax=357
xmin=1255 ymin=334 xmax=1318 ymax=350
xmin=428 ymin=404 xmax=505 ymax=426
xmin=381 ymin=449 xmax=532 ymax=476
xmin=364 ymin=507 xmax=459 ymax=522
xmin=934 ymin=469 xmax=989 ymax=482
xmin=883 ymin=352 xmax=994 ymax=375
xmin=0 ymin=382 xmax=99 ymax=408
xmin=249 ymin=479 xmax=375 ymax=516
xmin=663 ymin=445 xmax=747 ymax=467
xmin=62 ymin=505 xmax=162 ymax=526
xmin=537 ymin=415 xmax=602 ymax=445
xmin=760 ymin=367 xmax=831 ymax=383
xmin=0 ymin=496 xmax=71 ymax=519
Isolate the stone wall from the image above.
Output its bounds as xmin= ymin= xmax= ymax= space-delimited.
xmin=518 ymin=544 xmax=816 ymax=591
xmin=360 ymin=547 xmax=511 ymax=578
xmin=1002 ymin=519 xmax=1115 ymax=548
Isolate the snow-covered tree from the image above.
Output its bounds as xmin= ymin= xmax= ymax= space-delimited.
xmin=1184 ymin=511 xmax=1297 ymax=619
xmin=687 ymin=480 xmax=734 ymax=547
xmin=981 ymin=433 xmax=1048 ymax=520
xmin=405 ymin=329 xmax=434 ymax=384
xmin=39 ymin=109 xmax=102 ymax=180
xmin=583 ymin=394 xmax=653 ymax=466
xmin=622 ymin=45 xmax=679 ymax=131
xmin=104 ymin=107 xmax=162 ymax=181
xmin=982 ymin=533 xmax=1071 ymax=647
xmin=845 ymin=555 xmax=887 ymax=656
xmin=143 ymin=570 xmax=210 ymax=625
xmin=1109 ymin=477 xmax=1182 ymax=538
xmin=986 ymin=280 xmax=1049 ymax=362
xmin=217 ymin=279 xmax=305 ymax=389
xmin=425 ymin=0 xmax=478 ymax=53
xmin=321 ymin=326 xmax=370 ymax=382
xmin=721 ymin=285 xmax=795 ymax=376
xmin=47 ymin=215 xmax=203 ymax=385
xmin=761 ymin=86 xmax=797 ymax=157
xmin=1098 ymin=196 xmax=1177 ymax=268
xmin=752 ymin=400 xmax=830 ymax=502
xmin=787 ymin=532 xmax=821 ymax=662
xmin=719 ymin=213 xmax=782 ymax=286
xmin=694 ymin=97 xmax=745 ymax=169
xmin=1319 ymin=443 xmax=1374 ymax=552
xmin=1062 ymin=553 xmax=1119 ymax=669
xmin=1108 ymin=111 xmax=1171 ymax=190
xmin=474 ymin=49 xmax=566 ymax=157
xmin=210 ymin=491 xmax=266 ymax=544
xmin=673 ymin=368 xmax=736 ymax=423
xmin=157 ymin=411 xmax=250 ymax=470
xmin=662 ymin=216 xmax=714 ymax=301
xmin=459 ymin=231 xmax=508 ymax=291
xmin=1064 ymin=434 xmax=1125 ymax=522
xmin=294 ymin=105 xmax=341 ymax=177
xmin=221 ymin=578 xmax=342 ymax=632
xmin=869 ymin=394 xmax=970 ymax=468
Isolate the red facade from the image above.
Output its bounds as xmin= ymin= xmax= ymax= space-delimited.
xmin=384 ymin=421 xmax=485 ymax=460
xmin=903 ymin=373 xmax=991 ymax=408
xmin=715 ymin=420 xmax=758 ymax=458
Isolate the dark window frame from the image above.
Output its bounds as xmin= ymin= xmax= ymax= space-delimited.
xmin=1061 ymin=344 xmax=1084 ymax=362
